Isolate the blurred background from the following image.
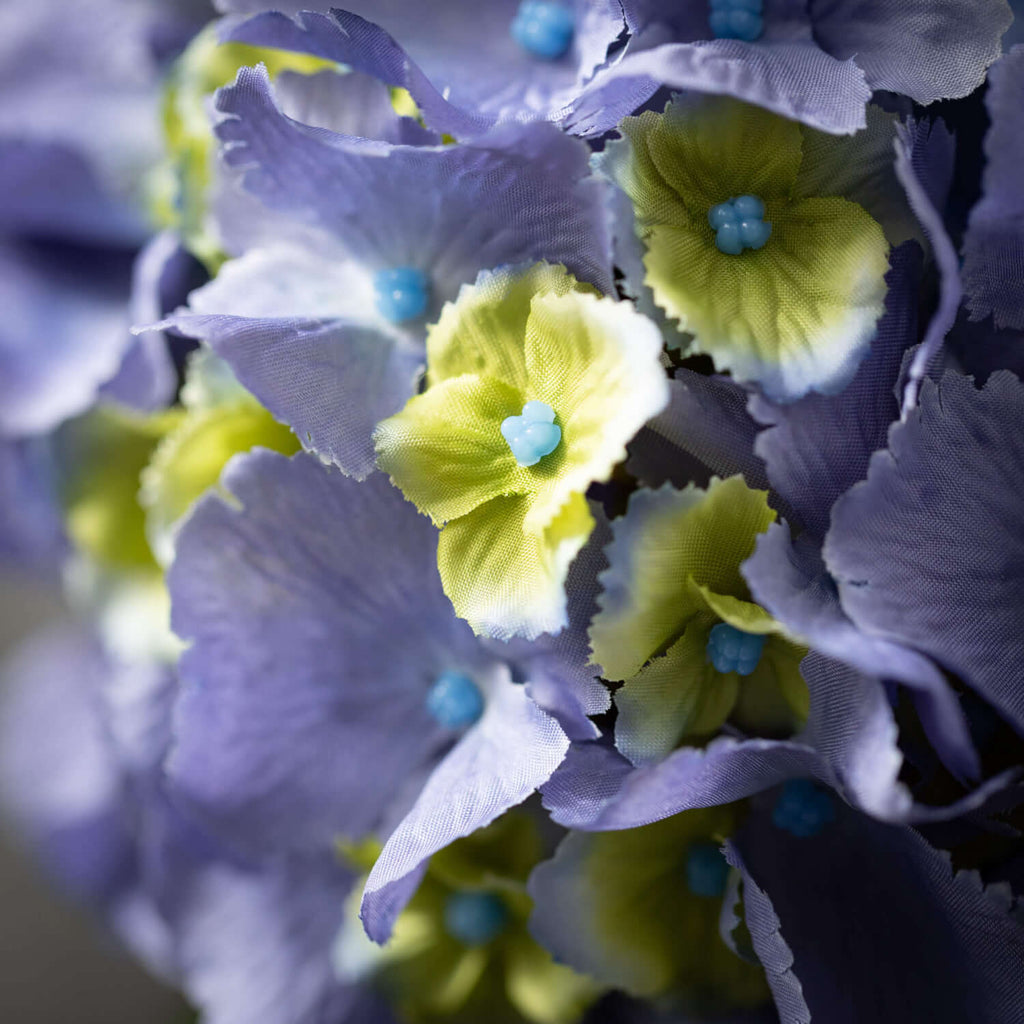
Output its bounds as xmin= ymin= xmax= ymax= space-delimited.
xmin=0 ymin=572 xmax=188 ymax=1023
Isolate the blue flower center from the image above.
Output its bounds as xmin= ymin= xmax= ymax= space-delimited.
xmin=444 ymin=891 xmax=508 ymax=945
xmin=685 ymin=840 xmax=730 ymax=899
xmin=709 ymin=0 xmax=764 ymax=41
xmin=707 ymin=194 xmax=772 ymax=255
xmin=374 ymin=267 xmax=429 ymax=323
xmin=426 ymin=671 xmax=484 ymax=729
xmin=772 ymin=779 xmax=836 ymax=838
xmin=501 ymin=400 xmax=562 ymax=467
xmin=511 ymin=1 xmax=575 ymax=60
xmin=706 ymin=622 xmax=766 ymax=676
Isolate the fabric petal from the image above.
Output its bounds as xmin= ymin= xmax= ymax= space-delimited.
xmin=824 ymin=370 xmax=1024 ymax=738
xmin=168 ymin=451 xmax=480 ymax=854
xmin=361 ymin=672 xmax=569 ymax=942
xmin=745 ymin=522 xmax=980 ymax=781
xmin=962 ymin=46 xmax=1024 ymax=331
xmin=375 ymin=374 xmax=530 ymax=526
xmin=437 ymin=493 xmax=595 ymax=641
xmin=734 ymin=791 xmax=1024 ymax=1024
xmin=590 ymin=478 xmax=776 ymax=681
xmin=627 ymin=370 xmax=770 ymax=493
xmin=810 ymin=0 xmax=1012 ymax=104
xmin=164 ymin=312 xmax=420 ymax=480
xmin=590 ymin=39 xmax=870 ymax=136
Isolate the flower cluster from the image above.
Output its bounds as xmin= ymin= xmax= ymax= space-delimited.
xmin=2 ymin=2 xmax=1024 ymax=1024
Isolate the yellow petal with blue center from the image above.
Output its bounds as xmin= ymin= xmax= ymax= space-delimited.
xmin=529 ymin=807 xmax=769 ymax=1006
xmin=601 ymin=96 xmax=890 ymax=401
xmin=590 ymin=477 xmax=776 ymax=681
xmin=375 ymin=374 xmax=534 ymax=527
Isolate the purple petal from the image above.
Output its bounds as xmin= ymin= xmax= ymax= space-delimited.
xmin=744 ymin=523 xmax=979 ymax=781
xmin=962 ymin=46 xmax=1024 ymax=331
xmin=161 ymin=311 xmax=420 ymax=479
xmin=168 ymin=450 xmax=480 ymax=855
xmin=360 ymin=674 xmax=569 ymax=942
xmin=748 ymin=243 xmax=921 ymax=540
xmin=733 ymin=792 xmax=1024 ymax=1024
xmin=628 ymin=371 xmax=770 ymax=493
xmin=825 ymin=370 xmax=1024 ymax=739
xmin=810 ymin=0 xmax=1012 ymax=104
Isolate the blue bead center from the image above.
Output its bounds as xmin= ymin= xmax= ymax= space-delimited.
xmin=444 ymin=891 xmax=508 ymax=945
xmin=374 ymin=267 xmax=429 ymax=323
xmin=772 ymin=779 xmax=836 ymax=838
xmin=706 ymin=622 xmax=766 ymax=676
xmin=426 ymin=671 xmax=484 ymax=729
xmin=511 ymin=1 xmax=575 ymax=60
xmin=501 ymin=400 xmax=561 ymax=467
xmin=707 ymin=195 xmax=772 ymax=255
xmin=709 ymin=0 xmax=764 ymax=41
xmin=685 ymin=840 xmax=730 ymax=899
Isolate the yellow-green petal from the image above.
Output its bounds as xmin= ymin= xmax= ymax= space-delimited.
xmin=438 ymin=493 xmax=594 ymax=640
xmin=615 ymin=617 xmax=739 ymax=765
xmin=591 ymin=478 xmax=776 ymax=681
xmin=59 ymin=407 xmax=184 ymax=572
xmin=608 ymin=98 xmax=803 ymax=224
xmin=503 ymin=934 xmax=602 ymax=1024
xmin=644 ymin=195 xmax=889 ymax=400
xmin=140 ymin=400 xmax=299 ymax=567
xmin=375 ymin=374 xmax=533 ymax=527
xmin=425 ymin=263 xmax=594 ymax=390
xmin=530 ymin=807 xmax=769 ymax=1007
xmin=731 ymin=637 xmax=810 ymax=735
xmin=522 ymin=289 xmax=670 ymax=534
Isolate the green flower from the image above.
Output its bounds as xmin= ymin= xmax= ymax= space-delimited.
xmin=374 ymin=263 xmax=670 ymax=640
xmin=335 ymin=813 xmax=601 ymax=1024
xmin=529 ymin=805 xmax=769 ymax=1011
xmin=590 ymin=477 xmax=808 ymax=764
xmin=599 ymin=96 xmax=900 ymax=401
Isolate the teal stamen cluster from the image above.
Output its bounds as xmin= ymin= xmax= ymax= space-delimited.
xmin=501 ymin=400 xmax=562 ymax=467
xmin=772 ymin=779 xmax=836 ymax=838
xmin=426 ymin=671 xmax=485 ymax=729
xmin=709 ymin=0 xmax=764 ymax=42
xmin=374 ymin=267 xmax=430 ymax=323
xmin=706 ymin=622 xmax=766 ymax=676
xmin=707 ymin=195 xmax=772 ymax=255
xmin=685 ymin=840 xmax=730 ymax=899
xmin=443 ymin=891 xmax=508 ymax=946
xmin=511 ymin=1 xmax=575 ymax=60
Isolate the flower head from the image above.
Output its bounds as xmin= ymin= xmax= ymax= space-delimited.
xmin=375 ymin=263 xmax=669 ymax=640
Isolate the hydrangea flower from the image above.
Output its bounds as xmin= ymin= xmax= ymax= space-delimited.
xmin=216 ymin=2 xmax=658 ymax=138
xmin=167 ymin=448 xmax=608 ymax=945
xmin=335 ymin=813 xmax=600 ymax=1024
xmin=604 ymin=0 xmax=1012 ymax=135
xmin=598 ymin=95 xmax=910 ymax=401
xmin=528 ymin=804 xmax=769 ymax=1009
xmin=375 ymin=262 xmax=669 ymax=640
xmin=589 ymin=476 xmax=808 ymax=766
xmin=160 ymin=65 xmax=614 ymax=479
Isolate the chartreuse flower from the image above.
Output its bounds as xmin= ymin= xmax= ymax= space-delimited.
xmin=150 ymin=23 xmax=333 ymax=269
xmin=591 ymin=477 xmax=808 ymax=765
xmin=334 ymin=812 xmax=601 ymax=1024
xmin=56 ymin=350 xmax=297 ymax=662
xmin=529 ymin=804 xmax=769 ymax=1011
xmin=599 ymin=95 xmax=891 ymax=401
xmin=139 ymin=348 xmax=299 ymax=567
xmin=374 ymin=263 xmax=669 ymax=640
